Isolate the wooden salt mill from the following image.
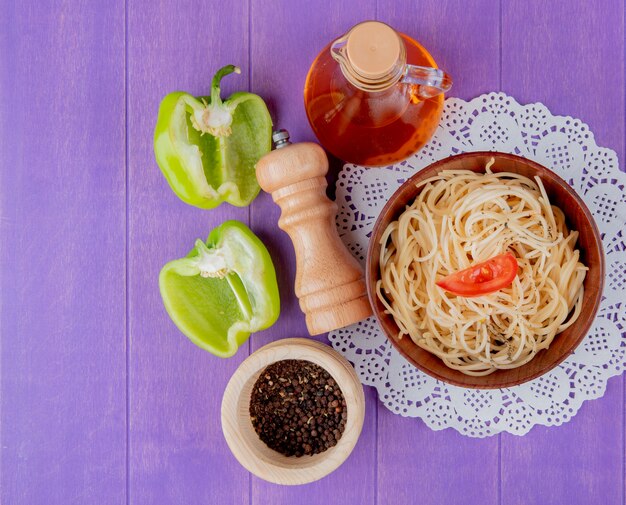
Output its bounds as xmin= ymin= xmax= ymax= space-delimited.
xmin=256 ymin=130 xmax=372 ymax=335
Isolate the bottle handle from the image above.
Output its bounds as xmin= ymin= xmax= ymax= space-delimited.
xmin=401 ymin=64 xmax=452 ymax=99
xmin=330 ymin=36 xmax=349 ymax=67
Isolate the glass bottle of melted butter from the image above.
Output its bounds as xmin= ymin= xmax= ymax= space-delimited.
xmin=304 ymin=21 xmax=452 ymax=167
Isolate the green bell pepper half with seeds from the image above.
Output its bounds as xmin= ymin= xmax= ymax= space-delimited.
xmin=159 ymin=220 xmax=280 ymax=357
xmin=154 ymin=65 xmax=272 ymax=209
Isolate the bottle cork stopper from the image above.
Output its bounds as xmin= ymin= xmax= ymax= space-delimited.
xmin=346 ymin=21 xmax=401 ymax=79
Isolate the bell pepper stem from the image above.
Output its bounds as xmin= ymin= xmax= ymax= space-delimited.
xmin=210 ymin=65 xmax=241 ymax=107
xmin=186 ymin=65 xmax=241 ymax=137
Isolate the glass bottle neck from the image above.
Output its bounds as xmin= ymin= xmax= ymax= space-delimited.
xmin=331 ymin=37 xmax=407 ymax=92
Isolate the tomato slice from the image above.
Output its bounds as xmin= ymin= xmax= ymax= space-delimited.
xmin=436 ymin=252 xmax=518 ymax=297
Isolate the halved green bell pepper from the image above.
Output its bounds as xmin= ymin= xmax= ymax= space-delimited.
xmin=159 ymin=220 xmax=280 ymax=357
xmin=154 ymin=65 xmax=272 ymax=209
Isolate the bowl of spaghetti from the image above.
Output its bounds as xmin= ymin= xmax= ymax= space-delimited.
xmin=367 ymin=152 xmax=604 ymax=388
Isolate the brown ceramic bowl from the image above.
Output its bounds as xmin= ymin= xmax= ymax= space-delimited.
xmin=366 ymin=152 xmax=604 ymax=389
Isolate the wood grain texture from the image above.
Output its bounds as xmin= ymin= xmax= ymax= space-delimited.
xmin=256 ymin=142 xmax=371 ymax=335
xmin=249 ymin=0 xmax=379 ymax=350
xmin=221 ymin=339 xmax=365 ymax=485
xmin=126 ymin=1 xmax=251 ymax=504
xmin=375 ymin=2 xmax=501 ymax=504
xmin=249 ymin=2 xmax=379 ymax=504
xmin=500 ymin=1 xmax=626 ymax=504
xmin=368 ymin=152 xmax=604 ymax=389
xmin=0 ymin=1 xmax=127 ymax=504
xmin=1 ymin=0 xmax=625 ymax=503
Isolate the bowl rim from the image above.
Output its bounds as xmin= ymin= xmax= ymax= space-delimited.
xmin=220 ymin=338 xmax=365 ymax=485
xmin=365 ymin=151 xmax=605 ymax=389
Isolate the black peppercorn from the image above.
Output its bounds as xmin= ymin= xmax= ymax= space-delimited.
xmin=249 ymin=360 xmax=347 ymax=457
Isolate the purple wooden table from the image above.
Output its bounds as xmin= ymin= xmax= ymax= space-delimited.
xmin=1 ymin=1 xmax=624 ymax=503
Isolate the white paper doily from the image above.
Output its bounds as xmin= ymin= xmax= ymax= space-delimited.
xmin=328 ymin=92 xmax=626 ymax=437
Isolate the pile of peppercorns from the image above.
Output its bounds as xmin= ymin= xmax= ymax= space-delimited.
xmin=249 ymin=359 xmax=347 ymax=457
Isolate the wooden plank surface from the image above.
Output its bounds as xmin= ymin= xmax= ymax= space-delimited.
xmin=374 ymin=2 xmax=501 ymax=504
xmin=126 ymin=1 xmax=251 ymax=504
xmin=500 ymin=2 xmax=626 ymax=503
xmin=0 ymin=1 xmax=127 ymax=503
xmin=249 ymin=2 xmax=378 ymax=503
xmin=1 ymin=0 xmax=625 ymax=504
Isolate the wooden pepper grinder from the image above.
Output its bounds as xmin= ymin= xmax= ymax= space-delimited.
xmin=256 ymin=130 xmax=373 ymax=335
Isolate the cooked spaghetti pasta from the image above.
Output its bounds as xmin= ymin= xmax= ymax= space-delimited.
xmin=376 ymin=163 xmax=587 ymax=376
